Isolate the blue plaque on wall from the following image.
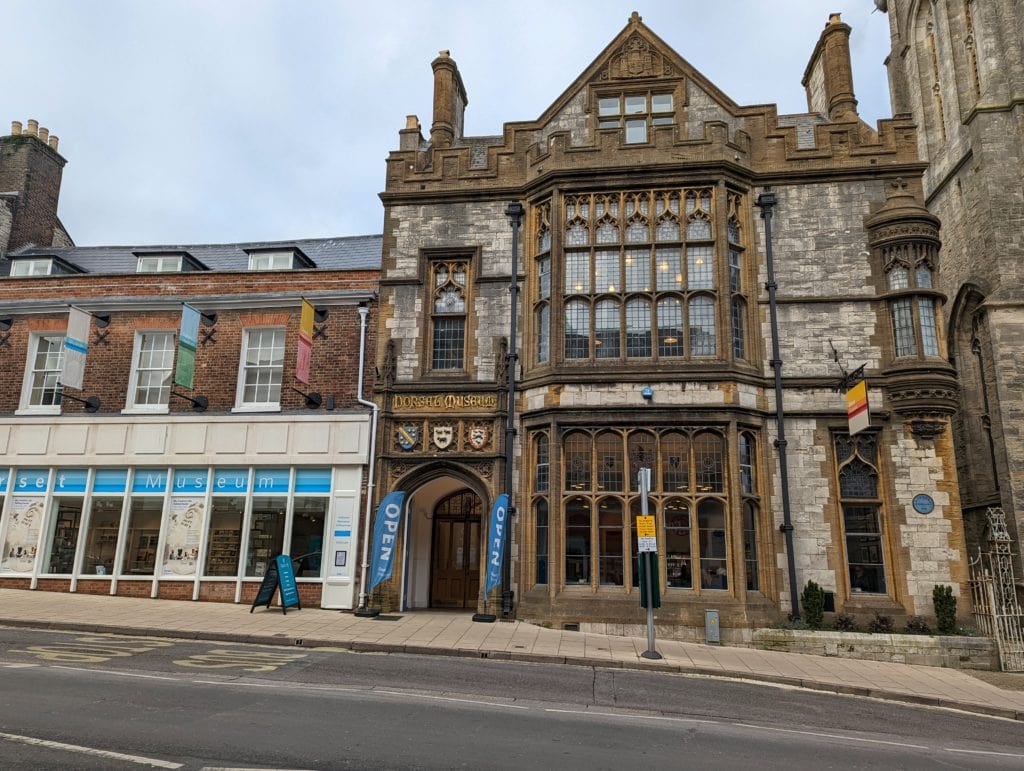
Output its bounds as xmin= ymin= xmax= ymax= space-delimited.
xmin=912 ymin=494 xmax=935 ymax=514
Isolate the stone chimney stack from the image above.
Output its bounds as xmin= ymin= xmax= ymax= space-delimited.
xmin=429 ymin=50 xmax=468 ymax=149
xmin=0 ymin=118 xmax=68 ymax=254
xmin=801 ymin=13 xmax=859 ymax=122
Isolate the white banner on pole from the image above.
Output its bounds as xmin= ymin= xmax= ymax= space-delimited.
xmin=61 ymin=306 xmax=91 ymax=390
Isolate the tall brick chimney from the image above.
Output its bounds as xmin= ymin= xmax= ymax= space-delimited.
xmin=0 ymin=118 xmax=68 ymax=255
xmin=801 ymin=13 xmax=859 ymax=122
xmin=429 ymin=50 xmax=468 ymax=149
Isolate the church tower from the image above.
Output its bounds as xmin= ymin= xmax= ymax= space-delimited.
xmin=882 ymin=0 xmax=1024 ymax=563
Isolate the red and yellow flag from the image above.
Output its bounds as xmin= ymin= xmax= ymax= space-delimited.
xmin=296 ymin=299 xmax=315 ymax=384
xmin=846 ymin=380 xmax=870 ymax=435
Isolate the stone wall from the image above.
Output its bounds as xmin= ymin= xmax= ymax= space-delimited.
xmin=753 ymin=628 xmax=997 ymax=670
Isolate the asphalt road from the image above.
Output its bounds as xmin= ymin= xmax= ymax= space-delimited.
xmin=1 ymin=626 xmax=1022 ymax=769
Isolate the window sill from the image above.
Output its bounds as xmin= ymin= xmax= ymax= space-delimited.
xmin=231 ymin=405 xmax=282 ymax=414
xmin=121 ymin=407 xmax=170 ymax=416
xmin=15 ymin=407 xmax=61 ymax=417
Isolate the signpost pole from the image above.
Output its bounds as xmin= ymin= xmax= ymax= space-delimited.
xmin=638 ymin=468 xmax=662 ymax=660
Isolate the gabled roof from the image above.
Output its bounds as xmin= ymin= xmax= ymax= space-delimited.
xmin=8 ymin=234 xmax=382 ymax=275
xmin=533 ymin=11 xmax=741 ymax=126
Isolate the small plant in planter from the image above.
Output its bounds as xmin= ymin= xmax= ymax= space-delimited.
xmin=833 ymin=612 xmax=858 ymax=632
xmin=933 ymin=584 xmax=958 ymax=635
xmin=905 ymin=615 xmax=932 ymax=635
xmin=868 ymin=612 xmax=895 ymax=633
xmin=801 ymin=580 xmax=826 ymax=629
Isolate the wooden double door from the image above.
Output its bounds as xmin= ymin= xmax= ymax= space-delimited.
xmin=430 ymin=490 xmax=482 ymax=609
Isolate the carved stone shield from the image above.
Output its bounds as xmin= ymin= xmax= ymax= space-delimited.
xmin=468 ymin=425 xmax=490 ymax=449
xmin=432 ymin=424 xmax=454 ymax=450
xmin=396 ymin=424 xmax=419 ymax=451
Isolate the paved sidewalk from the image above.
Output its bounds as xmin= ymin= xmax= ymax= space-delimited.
xmin=1 ymin=588 xmax=1022 ymax=721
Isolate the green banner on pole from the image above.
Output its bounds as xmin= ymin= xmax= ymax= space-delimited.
xmin=175 ymin=304 xmax=200 ymax=389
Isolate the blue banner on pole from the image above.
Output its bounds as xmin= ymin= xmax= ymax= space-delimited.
xmin=484 ymin=493 xmax=510 ymax=596
xmin=367 ymin=492 xmax=406 ymax=594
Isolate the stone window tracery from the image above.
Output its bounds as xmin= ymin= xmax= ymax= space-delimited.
xmin=430 ymin=259 xmax=468 ymax=370
xmin=834 ymin=432 xmax=887 ymax=595
xmin=556 ymin=427 xmax=734 ymax=593
xmin=551 ymin=187 xmax=736 ymax=363
xmin=883 ymin=242 xmax=940 ymax=359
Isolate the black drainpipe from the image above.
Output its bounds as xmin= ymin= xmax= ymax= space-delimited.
xmin=756 ymin=188 xmax=800 ymax=620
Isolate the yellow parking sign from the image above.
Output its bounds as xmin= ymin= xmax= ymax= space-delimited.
xmin=636 ymin=515 xmax=657 ymax=552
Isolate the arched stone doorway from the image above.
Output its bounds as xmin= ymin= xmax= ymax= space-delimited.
xmin=399 ymin=472 xmax=488 ymax=611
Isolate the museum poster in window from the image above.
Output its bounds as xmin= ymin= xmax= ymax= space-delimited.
xmin=163 ymin=497 xmax=205 ymax=576
xmin=1 ymin=497 xmax=44 ymax=573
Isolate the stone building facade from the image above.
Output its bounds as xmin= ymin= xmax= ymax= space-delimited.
xmin=881 ymin=0 xmax=1024 ymax=572
xmin=373 ymin=12 xmax=969 ymax=639
xmin=0 ymin=123 xmax=383 ymax=608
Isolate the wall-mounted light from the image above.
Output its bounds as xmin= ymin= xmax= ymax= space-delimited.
xmin=313 ymin=307 xmax=328 ymax=323
xmin=0 ymin=317 xmax=13 ymax=331
xmin=93 ymin=313 xmax=111 ymax=328
xmin=200 ymin=311 xmax=217 ymax=327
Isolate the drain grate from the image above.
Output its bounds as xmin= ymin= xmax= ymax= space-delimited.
xmin=373 ymin=615 xmax=403 ymax=621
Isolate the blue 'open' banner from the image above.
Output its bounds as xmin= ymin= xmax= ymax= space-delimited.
xmin=484 ymin=494 xmax=509 ymax=596
xmin=368 ymin=491 xmax=406 ymax=593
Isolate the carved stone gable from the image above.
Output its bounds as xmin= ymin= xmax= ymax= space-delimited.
xmin=599 ymin=34 xmax=675 ymax=81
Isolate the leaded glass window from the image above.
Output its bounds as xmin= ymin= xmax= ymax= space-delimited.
xmin=551 ymin=188 xmax=727 ymax=363
xmin=835 ymin=432 xmax=887 ymax=595
xmin=431 ymin=260 xmax=468 ymax=370
xmin=558 ymin=427 xmax=733 ymax=591
xmin=689 ymin=296 xmax=717 ymax=357
xmin=892 ymin=298 xmax=917 ymax=357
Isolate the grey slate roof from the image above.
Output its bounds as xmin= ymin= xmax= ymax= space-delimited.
xmin=5 ymin=234 xmax=382 ymax=275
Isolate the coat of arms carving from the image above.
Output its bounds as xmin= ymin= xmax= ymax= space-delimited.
xmin=396 ymin=424 xmax=419 ymax=451
xmin=432 ymin=424 xmax=455 ymax=450
xmin=467 ymin=424 xmax=490 ymax=450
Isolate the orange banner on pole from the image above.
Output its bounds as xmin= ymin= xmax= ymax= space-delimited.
xmin=846 ymin=380 xmax=869 ymax=435
xmin=296 ymin=299 xmax=314 ymax=384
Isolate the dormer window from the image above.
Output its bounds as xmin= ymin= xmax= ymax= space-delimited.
xmin=135 ymin=251 xmax=207 ymax=274
xmin=249 ymin=251 xmax=295 ymax=271
xmin=597 ymin=91 xmax=675 ymax=144
xmin=10 ymin=258 xmax=55 ymax=276
xmin=8 ymin=256 xmax=84 ymax=277
xmin=245 ymin=247 xmax=316 ymax=271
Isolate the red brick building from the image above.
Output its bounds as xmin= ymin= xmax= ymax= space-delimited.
xmin=0 ymin=121 xmax=382 ymax=608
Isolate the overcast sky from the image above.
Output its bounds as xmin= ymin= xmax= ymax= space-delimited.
xmin=3 ymin=1 xmax=893 ymax=247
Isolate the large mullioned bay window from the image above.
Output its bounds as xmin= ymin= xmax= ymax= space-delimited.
xmin=535 ymin=188 xmax=750 ymax=365
xmin=556 ymin=427 xmax=743 ymax=592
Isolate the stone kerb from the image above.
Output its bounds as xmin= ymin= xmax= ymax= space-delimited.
xmin=752 ymin=628 xmax=998 ymax=670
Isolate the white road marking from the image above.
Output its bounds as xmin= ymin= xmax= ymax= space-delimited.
xmin=0 ymin=731 xmax=182 ymax=768
xmin=374 ymin=689 xmax=529 ymax=710
xmin=1 ymin=662 xmax=38 ymax=668
xmin=53 ymin=665 xmax=179 ymax=681
xmin=946 ymin=748 xmax=1024 ymax=759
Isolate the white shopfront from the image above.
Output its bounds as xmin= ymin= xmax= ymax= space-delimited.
xmin=0 ymin=413 xmax=370 ymax=608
